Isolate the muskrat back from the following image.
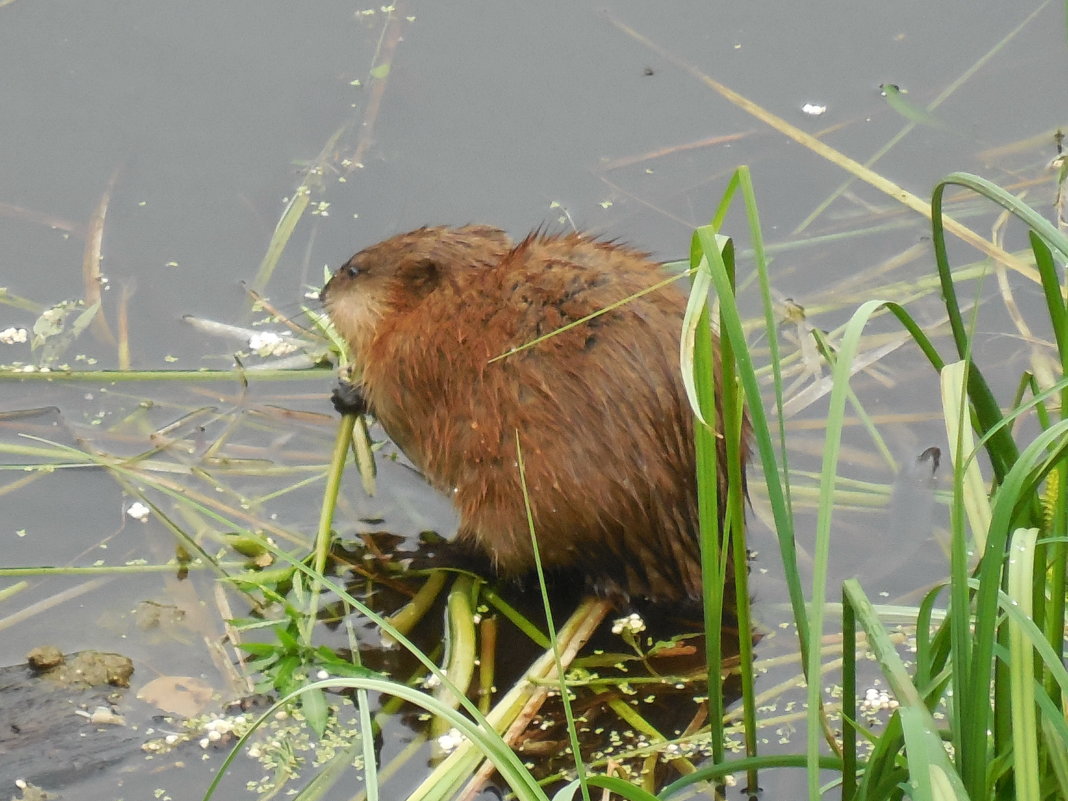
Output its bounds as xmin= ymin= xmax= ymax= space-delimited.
xmin=321 ymin=225 xmax=744 ymax=603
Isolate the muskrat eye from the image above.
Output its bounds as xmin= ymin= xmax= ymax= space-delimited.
xmin=345 ymin=264 xmax=359 ymax=278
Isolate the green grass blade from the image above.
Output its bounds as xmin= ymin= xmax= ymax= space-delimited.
xmin=963 ymin=418 xmax=1068 ymax=794
xmin=515 ymin=432 xmax=592 ymax=801
xmin=841 ymin=583 xmax=858 ymax=800
xmin=1005 ymin=527 xmax=1040 ymax=801
xmin=898 ymin=706 xmax=967 ymax=801
xmin=690 ymin=177 xmax=806 ymax=660
xmin=430 ymin=576 xmax=478 ymax=740
xmin=993 ymin=581 xmax=1068 ymax=699
xmin=732 ymin=172 xmax=812 ymax=734
xmin=927 ymin=173 xmax=1068 ymax=486
xmin=202 ymin=677 xmax=551 ymax=801
xmin=940 ymin=361 xmax=993 ymax=550
xmin=936 ymin=172 xmax=1068 ymax=262
xmin=1038 ymin=693 xmax=1068 ymax=797
xmin=683 ymin=254 xmax=726 ymax=768
xmin=553 ymin=776 xmax=661 ymax=801
xmin=805 ymin=299 xmax=889 ymax=799
xmin=660 ymin=755 xmax=845 ymax=798
xmin=688 ymin=171 xmax=773 ymax=793
xmin=843 ymin=579 xmax=970 ymax=801
xmin=1030 ymin=232 xmax=1068 ymax=359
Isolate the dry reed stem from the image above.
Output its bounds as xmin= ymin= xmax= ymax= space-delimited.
xmin=608 ymin=16 xmax=1042 ymax=287
xmin=83 ymin=170 xmax=119 ymax=346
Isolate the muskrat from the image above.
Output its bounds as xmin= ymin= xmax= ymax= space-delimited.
xmin=320 ymin=225 xmax=746 ymax=603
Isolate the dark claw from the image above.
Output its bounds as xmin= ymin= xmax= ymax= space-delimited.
xmin=331 ymin=379 xmax=368 ymax=416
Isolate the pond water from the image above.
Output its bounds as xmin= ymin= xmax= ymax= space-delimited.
xmin=0 ymin=0 xmax=1063 ymax=798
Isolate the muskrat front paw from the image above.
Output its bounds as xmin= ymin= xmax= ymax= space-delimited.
xmin=330 ymin=379 xmax=368 ymax=416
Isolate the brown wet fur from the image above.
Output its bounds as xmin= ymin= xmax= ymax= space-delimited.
xmin=321 ymin=225 xmax=746 ymax=603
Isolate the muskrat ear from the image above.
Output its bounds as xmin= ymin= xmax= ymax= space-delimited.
xmin=400 ymin=258 xmax=442 ymax=299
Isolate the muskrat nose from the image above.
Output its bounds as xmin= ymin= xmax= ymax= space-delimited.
xmin=318 ymin=278 xmax=332 ymax=304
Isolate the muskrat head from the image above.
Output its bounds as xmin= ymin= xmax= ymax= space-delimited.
xmin=320 ymin=225 xmax=513 ymax=360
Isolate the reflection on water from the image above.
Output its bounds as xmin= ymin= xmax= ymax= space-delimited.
xmin=866 ymin=445 xmax=943 ymax=592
